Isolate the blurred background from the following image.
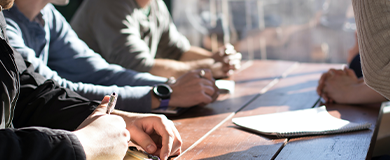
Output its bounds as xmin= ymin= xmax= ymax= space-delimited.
xmin=56 ymin=0 xmax=356 ymax=64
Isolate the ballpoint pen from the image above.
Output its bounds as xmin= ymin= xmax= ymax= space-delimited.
xmin=106 ymin=92 xmax=117 ymax=114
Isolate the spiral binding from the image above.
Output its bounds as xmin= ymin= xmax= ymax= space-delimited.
xmin=276 ymin=122 xmax=371 ymax=138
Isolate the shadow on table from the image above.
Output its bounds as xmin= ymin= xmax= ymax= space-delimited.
xmin=169 ymin=78 xmax=321 ymax=120
xmin=169 ymin=64 xmax=329 ymax=120
xmin=197 ymin=144 xmax=283 ymax=160
xmin=168 ymin=94 xmax=258 ymax=120
xmin=228 ymin=125 xmax=282 ymax=140
xmin=234 ymin=70 xmax=326 ymax=84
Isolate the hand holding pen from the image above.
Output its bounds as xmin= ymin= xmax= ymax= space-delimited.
xmin=74 ymin=93 xmax=130 ymax=160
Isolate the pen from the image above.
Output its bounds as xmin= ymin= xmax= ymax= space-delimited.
xmin=106 ymin=92 xmax=117 ymax=114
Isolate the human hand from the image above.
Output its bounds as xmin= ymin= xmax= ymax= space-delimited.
xmin=73 ymin=96 xmax=130 ymax=160
xmin=211 ymin=44 xmax=242 ymax=78
xmin=169 ymin=69 xmax=219 ymax=107
xmin=112 ymin=110 xmax=182 ymax=160
xmin=318 ymin=67 xmax=360 ymax=103
xmin=317 ymin=69 xmax=336 ymax=102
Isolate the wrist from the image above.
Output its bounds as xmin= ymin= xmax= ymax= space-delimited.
xmin=151 ymin=84 xmax=172 ymax=109
xmin=165 ymin=77 xmax=176 ymax=85
xmin=189 ymin=58 xmax=214 ymax=70
xmin=345 ymin=83 xmax=363 ymax=104
xmin=73 ymin=131 xmax=94 ymax=160
xmin=151 ymin=90 xmax=160 ymax=109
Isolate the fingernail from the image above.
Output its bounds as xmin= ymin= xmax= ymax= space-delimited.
xmin=146 ymin=144 xmax=156 ymax=153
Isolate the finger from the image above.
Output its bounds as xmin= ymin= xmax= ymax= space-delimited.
xmin=333 ymin=69 xmax=345 ymax=75
xmin=200 ymin=81 xmax=216 ymax=97
xmin=168 ymin=121 xmax=182 ymax=156
xmin=199 ymin=69 xmax=213 ymax=81
xmin=345 ymin=68 xmax=356 ymax=77
xmin=125 ymin=129 xmax=131 ymax=145
xmin=233 ymin=63 xmax=241 ymax=70
xmin=322 ymin=86 xmax=334 ymax=104
xmin=224 ymin=43 xmax=236 ymax=55
xmin=223 ymin=64 xmax=232 ymax=73
xmin=316 ymin=85 xmax=323 ymax=97
xmin=228 ymin=59 xmax=241 ymax=67
xmin=223 ymin=54 xmax=242 ymax=66
xmin=317 ymin=73 xmax=328 ymax=95
xmin=211 ymin=88 xmax=219 ymax=102
xmin=157 ymin=125 xmax=174 ymax=160
xmin=199 ymin=92 xmax=213 ymax=105
xmin=329 ymin=69 xmax=343 ymax=76
xmin=322 ymin=87 xmax=329 ymax=101
xmin=129 ymin=127 xmax=158 ymax=154
xmin=154 ymin=121 xmax=182 ymax=157
xmin=93 ymin=96 xmax=111 ymax=115
xmin=227 ymin=52 xmax=242 ymax=61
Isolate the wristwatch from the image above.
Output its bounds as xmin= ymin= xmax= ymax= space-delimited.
xmin=153 ymin=84 xmax=172 ymax=109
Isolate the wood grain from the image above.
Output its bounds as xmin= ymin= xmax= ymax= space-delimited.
xmin=176 ymin=63 xmax=342 ymax=159
xmin=275 ymin=103 xmax=382 ymax=160
xmin=170 ymin=60 xmax=296 ymax=153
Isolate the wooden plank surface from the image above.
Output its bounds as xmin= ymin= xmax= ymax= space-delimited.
xmin=170 ymin=60 xmax=297 ymax=153
xmin=176 ymin=62 xmax=342 ymax=159
xmin=275 ymin=103 xmax=382 ymax=160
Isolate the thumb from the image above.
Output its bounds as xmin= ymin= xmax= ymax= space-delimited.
xmin=130 ymin=128 xmax=158 ymax=154
xmin=345 ymin=68 xmax=356 ymax=77
xmin=93 ymin=95 xmax=111 ymax=115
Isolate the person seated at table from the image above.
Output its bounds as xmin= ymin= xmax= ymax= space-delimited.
xmin=3 ymin=0 xmax=219 ymax=113
xmin=352 ymin=0 xmax=390 ymax=158
xmin=0 ymin=2 xmax=181 ymax=160
xmin=316 ymin=31 xmax=387 ymax=104
xmin=70 ymin=0 xmax=242 ymax=79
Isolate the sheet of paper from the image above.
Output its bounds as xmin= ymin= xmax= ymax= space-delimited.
xmin=215 ymin=80 xmax=235 ymax=93
xmin=232 ymin=106 xmax=371 ymax=137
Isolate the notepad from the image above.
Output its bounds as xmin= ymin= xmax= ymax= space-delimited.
xmin=232 ymin=106 xmax=371 ymax=138
xmin=215 ymin=80 xmax=235 ymax=93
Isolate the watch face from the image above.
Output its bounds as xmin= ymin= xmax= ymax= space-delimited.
xmin=154 ymin=84 xmax=172 ymax=99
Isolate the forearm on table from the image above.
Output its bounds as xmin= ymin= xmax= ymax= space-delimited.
xmin=150 ymin=58 xmax=214 ymax=78
xmin=179 ymin=46 xmax=213 ymax=61
xmin=348 ymin=82 xmax=387 ymax=104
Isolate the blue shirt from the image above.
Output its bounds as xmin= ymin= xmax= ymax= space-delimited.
xmin=4 ymin=4 xmax=168 ymax=112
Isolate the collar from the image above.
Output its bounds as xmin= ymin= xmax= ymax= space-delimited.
xmin=8 ymin=5 xmax=45 ymax=27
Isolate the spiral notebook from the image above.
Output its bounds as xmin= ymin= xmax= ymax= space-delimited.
xmin=232 ymin=106 xmax=371 ymax=138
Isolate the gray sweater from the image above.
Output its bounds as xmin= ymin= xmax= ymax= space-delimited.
xmin=352 ymin=0 xmax=390 ymax=100
xmin=71 ymin=0 xmax=191 ymax=72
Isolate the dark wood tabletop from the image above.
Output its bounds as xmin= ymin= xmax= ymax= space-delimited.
xmin=170 ymin=60 xmax=296 ymax=151
xmin=170 ymin=60 xmax=382 ymax=160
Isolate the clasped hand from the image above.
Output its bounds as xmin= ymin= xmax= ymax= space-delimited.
xmin=169 ymin=69 xmax=219 ymax=107
xmin=211 ymin=44 xmax=242 ymax=78
xmin=317 ymin=67 xmax=360 ymax=104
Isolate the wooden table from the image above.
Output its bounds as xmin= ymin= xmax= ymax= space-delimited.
xmin=170 ymin=60 xmax=382 ymax=160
